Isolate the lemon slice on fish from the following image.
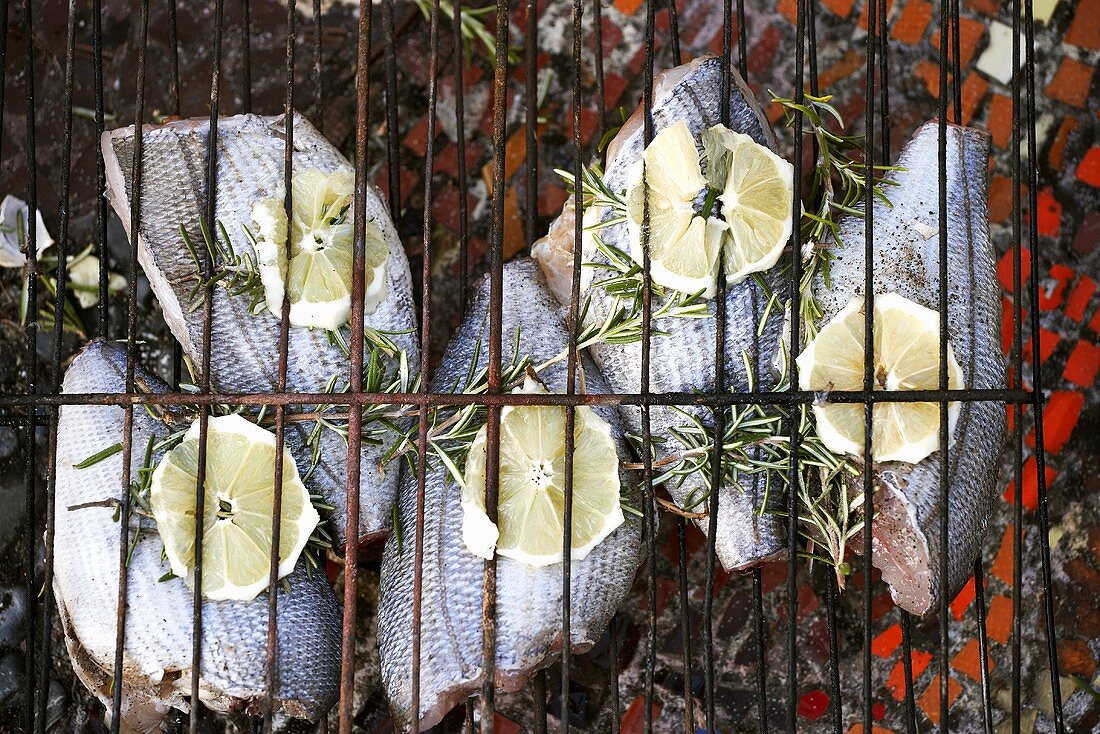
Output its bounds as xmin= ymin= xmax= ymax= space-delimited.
xmin=461 ymin=378 xmax=625 ymax=567
xmin=708 ymin=125 xmax=794 ymax=285
xmin=150 ymin=413 xmax=319 ymax=601
xmin=624 ymin=121 xmax=723 ymax=297
xmin=796 ymin=293 xmax=963 ymax=464
xmin=251 ymin=168 xmax=389 ymax=331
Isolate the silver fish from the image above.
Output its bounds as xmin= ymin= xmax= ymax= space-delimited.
xmin=377 ymin=258 xmax=643 ymax=730
xmin=54 ymin=339 xmax=342 ymax=729
xmin=815 ymin=121 xmax=1005 ymax=616
xmin=101 ymin=112 xmax=419 ymax=546
xmin=533 ymin=55 xmax=787 ymax=571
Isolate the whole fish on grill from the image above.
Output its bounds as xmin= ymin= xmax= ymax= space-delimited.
xmin=377 ymin=258 xmax=643 ymax=730
xmin=101 ymin=112 xmax=419 ymax=546
xmin=53 ymin=339 xmax=341 ymax=730
xmin=533 ymin=55 xmax=786 ymax=571
xmin=812 ymin=121 xmax=1005 ymax=616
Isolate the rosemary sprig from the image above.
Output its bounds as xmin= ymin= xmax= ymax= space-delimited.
xmin=555 ymin=164 xmax=629 ymax=223
xmin=413 ymin=0 xmax=521 ymax=64
xmin=179 ymin=219 xmax=267 ymax=315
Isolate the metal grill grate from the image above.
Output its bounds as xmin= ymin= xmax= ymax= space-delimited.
xmin=0 ymin=0 xmax=1070 ymax=732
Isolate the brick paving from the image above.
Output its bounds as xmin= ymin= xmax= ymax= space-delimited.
xmin=0 ymin=0 xmax=1096 ymax=731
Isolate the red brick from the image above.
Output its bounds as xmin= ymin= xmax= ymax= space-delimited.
xmin=858 ymin=0 xmax=895 ymax=31
xmin=819 ymin=49 xmax=865 ymax=89
xmin=1003 ymin=456 xmax=1058 ymax=511
xmin=1039 ymin=263 xmax=1074 ymax=311
xmin=932 ymin=15 xmax=987 ymax=69
xmin=1045 ymin=58 xmax=1095 ymax=108
xmin=798 ymin=689 xmax=831 ymax=720
xmin=965 ymin=0 xmax=1001 ymax=15
xmin=1000 ymin=297 xmax=1020 ymax=354
xmin=1091 ymin=306 xmax=1100 ymax=335
xmin=603 ymin=72 xmax=630 ymax=110
xmin=777 ymin=0 xmax=799 ymax=24
xmin=956 ymin=73 xmax=989 ymax=125
xmin=886 ymin=649 xmax=933 ymax=701
xmin=990 ymin=524 xmax=1015 ymax=586
xmin=918 ymin=674 xmax=962 ymax=725
xmin=1065 ymin=276 xmax=1097 ymax=321
xmin=996 ymin=246 xmax=1031 ymax=292
xmin=1024 ymin=327 xmax=1060 ymax=365
xmin=1076 ymin=212 xmax=1100 ymax=255
xmin=986 ymin=595 xmax=1013 ymax=643
xmin=1066 ymin=0 xmax=1100 ymax=50
xmin=872 ymin=624 xmax=903 ymax=658
xmin=620 ymin=696 xmax=660 ymax=734
xmin=915 ymin=60 xmax=941 ymax=97
xmin=1058 ymin=639 xmax=1098 ymax=676
xmin=951 ymin=638 xmax=994 ymax=682
xmin=1029 ymin=391 xmax=1085 ymax=453
xmin=986 ymin=94 xmax=1013 ymax=149
xmin=1077 ymin=147 xmax=1100 ymax=187
xmin=950 ymin=577 xmax=976 ymax=620
xmin=892 ymin=0 xmax=932 ymax=45
xmin=538 ymin=184 xmax=569 ymax=218
xmin=402 ymin=115 xmax=431 ymax=154
xmin=822 ymin=0 xmax=856 ymax=16
xmin=613 ymin=0 xmax=643 ymax=16
xmin=493 ymin=714 xmax=521 ymax=734
xmin=600 ymin=17 xmax=623 ymax=58
xmin=1049 ymin=116 xmax=1080 ymax=169
xmin=988 ymin=175 xmax=1027 ymax=224
xmin=1064 ymin=342 xmax=1100 ymax=387
xmin=1034 ymin=189 xmax=1062 ymax=238
xmin=748 ymin=24 xmax=782 ymax=80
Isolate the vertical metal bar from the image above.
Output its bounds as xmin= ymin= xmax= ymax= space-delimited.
xmin=592 ymin=0 xmax=606 ymax=145
xmin=825 ymin=574 xmax=842 ymax=734
xmin=640 ymin=0 xmax=657 ymax=730
xmin=112 ymin=2 xmax=150 ymax=731
xmin=789 ymin=0 xmax=808 ymax=728
xmin=1023 ymin=0 xmax=1065 ymax=727
xmin=240 ymin=0 xmax=252 ymax=114
xmin=411 ymin=0 xmax=440 ymax=728
xmin=340 ymin=1 xmax=373 ymax=729
xmin=935 ymin=0 xmax=951 ymax=728
xmin=262 ymin=0 xmax=298 ymax=728
xmin=1010 ymin=2 xmax=1024 ymax=731
xmin=20 ymin=0 xmax=39 ymax=721
xmin=861 ymin=0 xmax=879 ymax=732
xmin=453 ymin=0 xmax=470 ymax=314
xmin=92 ymin=0 xmax=109 ymax=337
xmin=973 ymin=561 xmax=994 ymax=733
xmin=382 ymin=0 xmax=401 ymax=218
xmin=312 ymin=0 xmax=323 ymax=131
xmin=190 ymin=0 xmax=225 ymax=728
xmin=950 ymin=0 xmax=962 ymax=121
xmin=609 ymin=614 xmax=621 ymax=734
xmin=36 ymin=1 xmax=78 ymax=728
xmin=876 ymin=0 xmax=889 ymax=156
xmin=900 ymin=608 xmax=917 ymax=734
xmin=703 ymin=0 xmax=730 ymax=729
xmin=561 ymin=0 xmax=585 ymax=725
xmin=168 ymin=0 xmax=181 ymax=116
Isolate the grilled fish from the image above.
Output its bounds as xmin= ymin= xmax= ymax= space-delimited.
xmin=533 ymin=55 xmax=787 ymax=571
xmin=815 ymin=121 xmax=1005 ymax=616
xmin=101 ymin=112 xmax=419 ymax=546
xmin=377 ymin=258 xmax=643 ymax=730
xmin=54 ymin=339 xmax=341 ymax=728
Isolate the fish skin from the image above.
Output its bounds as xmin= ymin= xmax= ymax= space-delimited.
xmin=377 ymin=258 xmax=643 ymax=730
xmin=533 ymin=55 xmax=787 ymax=571
xmin=816 ymin=121 xmax=1005 ymax=617
xmin=101 ymin=112 xmax=419 ymax=546
xmin=54 ymin=339 xmax=342 ymax=727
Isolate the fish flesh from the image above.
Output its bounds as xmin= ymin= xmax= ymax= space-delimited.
xmin=814 ymin=121 xmax=1005 ymax=616
xmin=377 ymin=258 xmax=643 ymax=730
xmin=533 ymin=55 xmax=787 ymax=571
xmin=101 ymin=112 xmax=419 ymax=546
xmin=54 ymin=339 xmax=342 ymax=728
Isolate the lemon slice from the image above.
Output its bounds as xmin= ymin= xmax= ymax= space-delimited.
xmin=707 ymin=125 xmax=794 ymax=285
xmin=796 ymin=293 xmax=964 ymax=464
xmin=250 ymin=168 xmax=389 ymax=331
xmin=624 ymin=121 xmax=724 ymax=297
xmin=461 ymin=378 xmax=625 ymax=567
xmin=149 ymin=413 xmax=319 ymax=601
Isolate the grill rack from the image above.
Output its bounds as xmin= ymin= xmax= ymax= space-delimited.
xmin=0 ymin=0 xmax=1069 ymax=732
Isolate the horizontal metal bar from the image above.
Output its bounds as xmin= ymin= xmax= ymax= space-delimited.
xmin=0 ymin=387 xmax=1033 ymax=409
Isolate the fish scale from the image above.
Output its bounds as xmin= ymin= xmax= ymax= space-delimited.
xmin=534 ymin=55 xmax=788 ymax=571
xmin=377 ymin=259 xmax=643 ymax=730
xmin=101 ymin=112 xmax=419 ymax=545
xmin=817 ymin=121 xmax=1006 ymax=616
xmin=53 ymin=339 xmax=342 ymax=728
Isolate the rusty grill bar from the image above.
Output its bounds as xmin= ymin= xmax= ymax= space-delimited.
xmin=0 ymin=0 xmax=1070 ymax=732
